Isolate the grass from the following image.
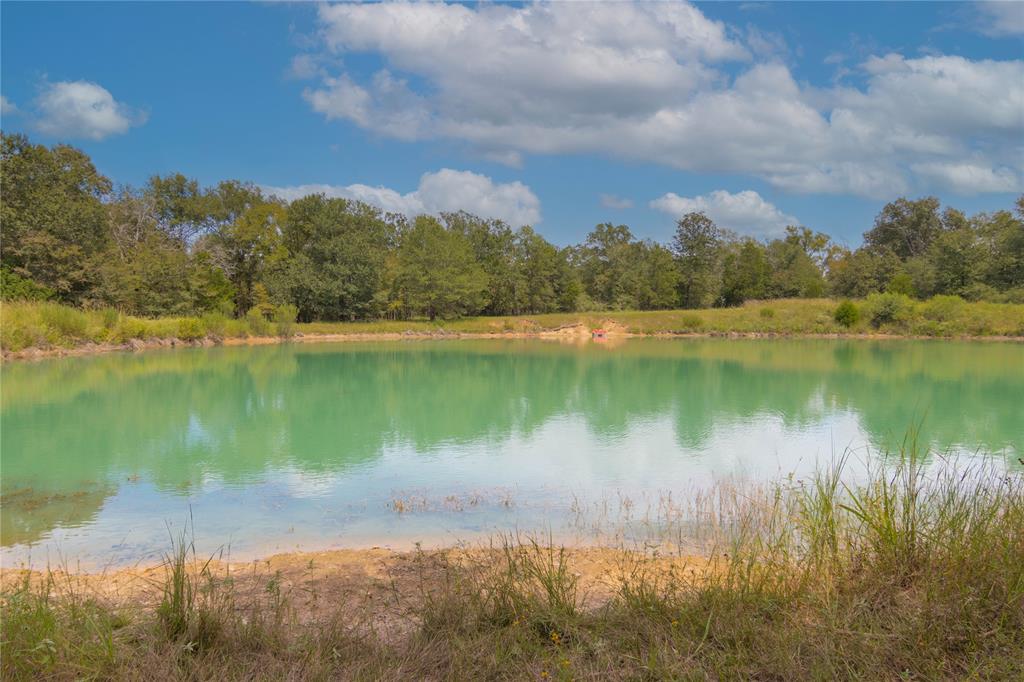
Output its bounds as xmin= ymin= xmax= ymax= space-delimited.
xmin=3 ymin=296 xmax=1023 ymax=354
xmin=3 ymin=440 xmax=1022 ymax=680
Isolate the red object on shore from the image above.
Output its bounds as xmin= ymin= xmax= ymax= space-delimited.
xmin=592 ymin=328 xmax=607 ymax=339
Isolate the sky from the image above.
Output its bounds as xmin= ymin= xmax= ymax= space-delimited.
xmin=1 ymin=1 xmax=1022 ymax=246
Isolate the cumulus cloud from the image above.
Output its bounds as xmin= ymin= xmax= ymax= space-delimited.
xmin=34 ymin=81 xmax=144 ymax=140
xmin=975 ymin=1 xmax=1024 ymax=36
xmin=600 ymin=194 xmax=634 ymax=209
xmin=0 ymin=95 xmax=16 ymax=115
xmin=910 ymin=162 xmax=1019 ymax=194
xmin=650 ymin=190 xmax=798 ymax=236
xmin=298 ymin=1 xmax=1022 ymax=197
xmin=263 ymin=169 xmax=541 ymax=226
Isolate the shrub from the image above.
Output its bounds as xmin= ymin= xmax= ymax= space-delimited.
xmin=245 ymin=307 xmax=271 ymax=336
xmin=759 ymin=307 xmax=775 ymax=320
xmin=865 ymin=292 xmax=915 ymax=329
xmin=200 ymin=311 xmax=229 ymax=338
xmin=0 ymin=268 xmax=55 ymax=302
xmin=921 ymin=295 xmax=965 ymax=323
xmin=177 ymin=317 xmax=205 ymax=341
xmin=273 ymin=304 xmax=298 ymax=339
xmin=833 ymin=300 xmax=860 ymax=328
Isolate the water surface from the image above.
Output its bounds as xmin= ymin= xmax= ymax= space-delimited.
xmin=2 ymin=338 xmax=1021 ymax=567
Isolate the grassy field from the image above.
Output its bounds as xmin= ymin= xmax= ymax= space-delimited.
xmin=2 ymin=295 xmax=1024 ymax=354
xmin=3 ymin=444 xmax=1022 ymax=680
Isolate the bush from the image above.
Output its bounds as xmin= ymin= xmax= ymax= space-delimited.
xmin=759 ymin=307 xmax=775 ymax=320
xmin=273 ymin=304 xmax=298 ymax=339
xmin=921 ymin=295 xmax=965 ymax=322
xmin=833 ymin=300 xmax=860 ymax=328
xmin=176 ymin=317 xmax=205 ymax=341
xmin=200 ymin=311 xmax=229 ymax=338
xmin=0 ymin=267 xmax=55 ymax=302
xmin=865 ymin=292 xmax=915 ymax=329
xmin=245 ymin=307 xmax=271 ymax=336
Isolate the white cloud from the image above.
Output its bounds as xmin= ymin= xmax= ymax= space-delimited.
xmin=288 ymin=54 xmax=321 ymax=80
xmin=975 ymin=1 xmax=1024 ymax=36
xmin=304 ymin=70 xmax=429 ymax=141
xmin=600 ymin=194 xmax=634 ymax=209
xmin=34 ymin=81 xmax=144 ymax=140
xmin=650 ymin=190 xmax=798 ymax=236
xmin=0 ymin=95 xmax=16 ymax=115
xmin=299 ymin=1 xmax=1022 ymax=198
xmin=910 ymin=162 xmax=1020 ymax=194
xmin=263 ymin=169 xmax=541 ymax=226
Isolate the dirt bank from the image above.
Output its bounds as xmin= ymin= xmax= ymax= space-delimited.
xmin=0 ymin=545 xmax=708 ymax=623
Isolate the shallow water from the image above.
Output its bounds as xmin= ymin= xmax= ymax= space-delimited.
xmin=2 ymin=338 xmax=1021 ymax=567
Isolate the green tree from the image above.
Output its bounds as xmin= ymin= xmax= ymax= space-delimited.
xmin=721 ymin=239 xmax=769 ymax=306
xmin=864 ymin=196 xmax=943 ymax=260
xmin=766 ymin=228 xmax=827 ymax=298
xmin=828 ymin=247 xmax=901 ymax=298
xmin=976 ymin=204 xmax=1024 ymax=292
xmin=930 ymin=228 xmax=983 ymax=297
xmin=577 ymin=223 xmax=634 ymax=308
xmin=444 ymin=212 xmax=518 ymax=315
xmin=394 ymin=216 xmax=489 ymax=320
xmin=216 ymin=202 xmax=287 ymax=314
xmin=0 ymin=133 xmax=112 ymax=301
xmin=266 ymin=196 xmax=392 ymax=321
xmin=671 ymin=212 xmax=723 ymax=308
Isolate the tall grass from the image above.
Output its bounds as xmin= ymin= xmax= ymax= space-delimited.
xmin=4 ymin=297 xmax=1023 ymax=354
xmin=2 ymin=442 xmax=1022 ymax=679
xmin=0 ymin=302 xmax=301 ymax=352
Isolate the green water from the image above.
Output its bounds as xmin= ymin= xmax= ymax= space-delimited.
xmin=1 ymin=339 xmax=1021 ymax=566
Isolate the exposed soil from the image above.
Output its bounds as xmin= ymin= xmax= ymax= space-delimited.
xmin=0 ymin=546 xmax=708 ymax=625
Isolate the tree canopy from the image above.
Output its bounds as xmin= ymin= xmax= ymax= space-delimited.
xmin=2 ymin=132 xmax=1022 ymax=318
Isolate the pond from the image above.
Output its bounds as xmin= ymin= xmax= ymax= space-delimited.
xmin=2 ymin=338 xmax=1021 ymax=567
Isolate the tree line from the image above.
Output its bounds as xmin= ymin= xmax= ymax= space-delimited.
xmin=2 ymin=132 xmax=1022 ymax=322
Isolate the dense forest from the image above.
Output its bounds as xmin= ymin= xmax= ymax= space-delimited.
xmin=2 ymin=132 xmax=1022 ymax=323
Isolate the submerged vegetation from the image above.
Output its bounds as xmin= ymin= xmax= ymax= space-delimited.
xmin=3 ymin=445 xmax=1022 ymax=680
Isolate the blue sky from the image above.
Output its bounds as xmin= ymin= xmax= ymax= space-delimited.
xmin=2 ymin=1 xmax=1021 ymax=246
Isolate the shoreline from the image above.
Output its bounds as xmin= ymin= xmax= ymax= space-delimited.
xmin=4 ymin=326 xmax=1022 ymax=362
xmin=0 ymin=543 xmax=707 ymax=615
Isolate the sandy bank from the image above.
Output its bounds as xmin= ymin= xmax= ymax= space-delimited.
xmin=0 ymin=545 xmax=709 ymax=621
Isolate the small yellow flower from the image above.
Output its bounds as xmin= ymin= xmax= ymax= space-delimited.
xmin=561 ymin=658 xmax=570 ymax=667
xmin=671 ymin=619 xmax=679 ymax=627
xmin=550 ymin=630 xmax=561 ymax=645
xmin=540 ymin=672 xmax=550 ymax=679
